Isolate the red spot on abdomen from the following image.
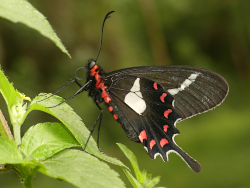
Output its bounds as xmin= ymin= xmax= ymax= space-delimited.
xmin=104 ymin=96 xmax=111 ymax=103
xmin=153 ymin=82 xmax=158 ymax=90
xmin=90 ymin=65 xmax=99 ymax=76
xmin=108 ymin=106 xmax=113 ymax=112
xmin=101 ymin=90 xmax=111 ymax=104
xmin=164 ymin=109 xmax=172 ymax=119
xmin=139 ymin=130 xmax=147 ymax=143
xmin=101 ymin=90 xmax=108 ymax=98
xmin=90 ymin=64 xmax=112 ymax=106
xmin=96 ymin=82 xmax=106 ymax=89
xmin=160 ymin=93 xmax=167 ymax=103
xmin=113 ymin=114 xmax=118 ymax=120
xmin=150 ymin=139 xmax=156 ymax=150
xmin=160 ymin=138 xmax=169 ymax=148
xmin=163 ymin=125 xmax=169 ymax=132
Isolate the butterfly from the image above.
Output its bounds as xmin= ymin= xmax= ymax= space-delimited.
xmin=79 ymin=60 xmax=228 ymax=173
xmin=49 ymin=11 xmax=229 ymax=173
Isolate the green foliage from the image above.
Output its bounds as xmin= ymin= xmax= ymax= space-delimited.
xmin=39 ymin=149 xmax=123 ymax=188
xmin=21 ymin=122 xmax=80 ymax=160
xmin=0 ymin=68 xmax=127 ymax=187
xmin=118 ymin=143 xmax=163 ymax=188
xmin=0 ymin=137 xmax=24 ymax=164
xmin=0 ymin=0 xmax=70 ymax=58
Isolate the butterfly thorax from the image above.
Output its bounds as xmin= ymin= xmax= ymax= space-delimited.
xmin=85 ymin=60 xmax=110 ymax=104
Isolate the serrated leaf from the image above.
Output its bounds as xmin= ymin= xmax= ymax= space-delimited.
xmin=117 ymin=143 xmax=144 ymax=182
xmin=25 ymin=94 xmax=127 ymax=169
xmin=40 ymin=149 xmax=125 ymax=188
xmin=0 ymin=0 xmax=70 ymax=57
xmin=0 ymin=137 xmax=23 ymax=164
xmin=21 ymin=122 xmax=80 ymax=160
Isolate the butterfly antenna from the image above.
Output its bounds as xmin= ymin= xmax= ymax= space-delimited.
xmin=95 ymin=11 xmax=115 ymax=62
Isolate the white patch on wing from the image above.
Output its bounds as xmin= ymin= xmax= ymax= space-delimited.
xmin=172 ymin=99 xmax=175 ymax=107
xmin=174 ymin=118 xmax=182 ymax=127
xmin=166 ymin=149 xmax=199 ymax=172
xmin=168 ymin=73 xmax=201 ymax=95
xmin=153 ymin=153 xmax=164 ymax=161
xmin=124 ymin=78 xmax=146 ymax=115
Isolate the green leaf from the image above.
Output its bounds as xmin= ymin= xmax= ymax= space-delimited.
xmin=0 ymin=65 xmax=30 ymax=145
xmin=40 ymin=149 xmax=125 ymax=188
xmin=118 ymin=143 xmax=163 ymax=188
xmin=0 ymin=137 xmax=23 ymax=164
xmin=0 ymin=65 xmax=20 ymax=111
xmin=25 ymin=94 xmax=127 ymax=169
xmin=117 ymin=143 xmax=144 ymax=182
xmin=146 ymin=176 xmax=161 ymax=188
xmin=0 ymin=0 xmax=70 ymax=57
xmin=123 ymin=169 xmax=142 ymax=188
xmin=21 ymin=122 xmax=80 ymax=160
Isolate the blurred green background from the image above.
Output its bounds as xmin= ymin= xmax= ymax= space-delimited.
xmin=0 ymin=0 xmax=250 ymax=187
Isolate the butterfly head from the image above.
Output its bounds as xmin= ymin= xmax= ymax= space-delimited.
xmin=86 ymin=59 xmax=96 ymax=71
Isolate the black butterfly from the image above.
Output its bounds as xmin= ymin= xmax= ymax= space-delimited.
xmin=80 ymin=60 xmax=228 ymax=173
xmin=49 ymin=11 xmax=229 ymax=173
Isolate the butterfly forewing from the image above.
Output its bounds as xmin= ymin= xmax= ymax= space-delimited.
xmin=107 ymin=65 xmax=228 ymax=120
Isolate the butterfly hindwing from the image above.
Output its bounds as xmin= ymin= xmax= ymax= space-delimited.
xmin=107 ymin=75 xmax=202 ymax=172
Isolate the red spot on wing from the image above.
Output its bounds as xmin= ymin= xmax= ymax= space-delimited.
xmin=160 ymin=93 xmax=167 ymax=103
xmin=150 ymin=139 xmax=156 ymax=150
xmin=108 ymin=106 xmax=113 ymax=112
xmin=164 ymin=109 xmax=172 ymax=119
xmin=139 ymin=130 xmax=147 ymax=143
xmin=160 ymin=138 xmax=169 ymax=148
xmin=163 ymin=125 xmax=169 ymax=132
xmin=113 ymin=114 xmax=118 ymax=120
xmin=153 ymin=82 xmax=158 ymax=90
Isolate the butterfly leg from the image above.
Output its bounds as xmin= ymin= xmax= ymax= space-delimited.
xmin=96 ymin=103 xmax=103 ymax=152
xmin=83 ymin=102 xmax=103 ymax=152
xmin=74 ymin=78 xmax=83 ymax=88
xmin=37 ymin=78 xmax=76 ymax=102
xmin=38 ymin=77 xmax=88 ymax=105
xmin=46 ymin=80 xmax=92 ymax=108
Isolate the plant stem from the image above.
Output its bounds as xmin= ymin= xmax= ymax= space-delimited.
xmin=23 ymin=166 xmax=40 ymax=188
xmin=0 ymin=109 xmax=14 ymax=140
xmin=13 ymin=122 xmax=21 ymax=146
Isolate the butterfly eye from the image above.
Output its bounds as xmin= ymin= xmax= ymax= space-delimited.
xmin=89 ymin=61 xmax=96 ymax=69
